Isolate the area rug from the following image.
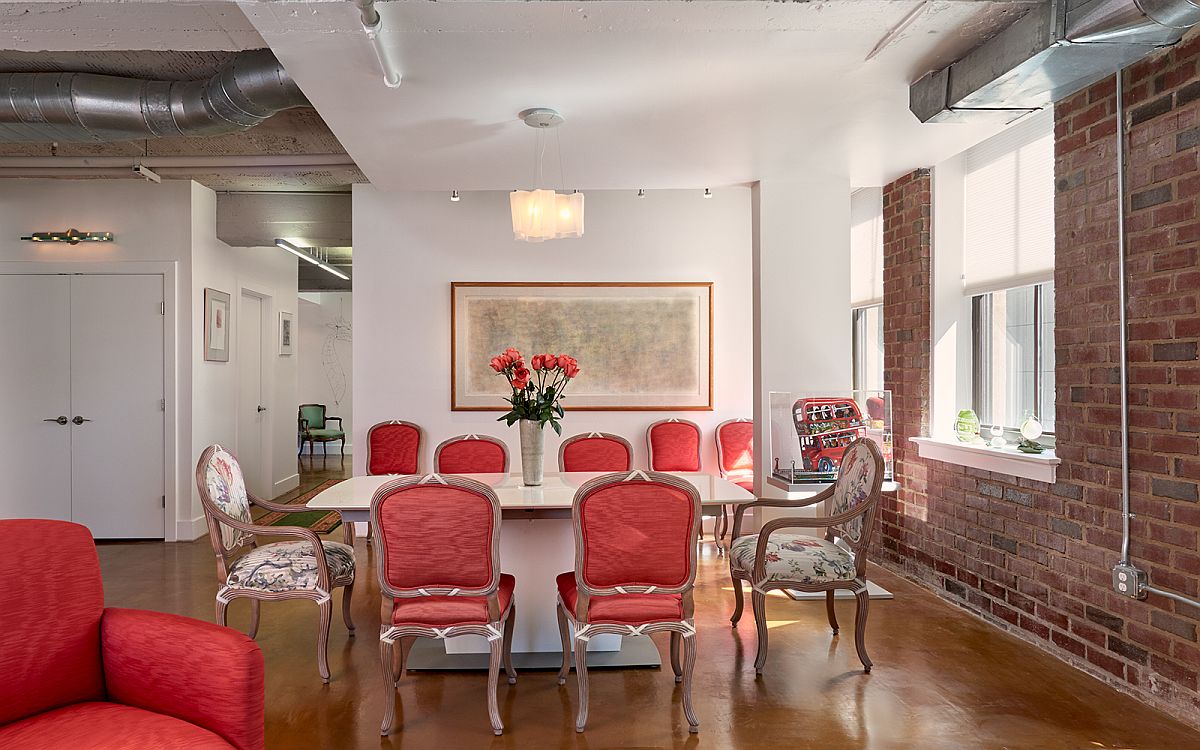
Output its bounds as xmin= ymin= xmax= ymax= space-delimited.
xmin=255 ymin=480 xmax=343 ymax=534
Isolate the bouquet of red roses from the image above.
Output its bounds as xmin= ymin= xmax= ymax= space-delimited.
xmin=490 ymin=347 xmax=580 ymax=434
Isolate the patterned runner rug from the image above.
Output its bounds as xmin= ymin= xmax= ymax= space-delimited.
xmin=255 ymin=479 xmax=343 ymax=534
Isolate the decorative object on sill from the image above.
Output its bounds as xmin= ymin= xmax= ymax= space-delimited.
xmin=1018 ymin=412 xmax=1045 ymax=453
xmin=989 ymin=423 xmax=1007 ymax=449
xmin=491 ymin=347 xmax=580 ymax=485
xmin=954 ymin=409 xmax=982 ymax=443
xmin=21 ymin=228 xmax=112 ymax=244
xmin=510 ymin=107 xmax=584 ymax=241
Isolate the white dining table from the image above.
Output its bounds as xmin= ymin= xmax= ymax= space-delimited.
xmin=309 ymin=471 xmax=755 ymax=670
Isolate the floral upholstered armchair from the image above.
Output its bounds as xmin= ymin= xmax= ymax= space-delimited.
xmin=196 ymin=445 xmax=356 ymax=682
xmin=727 ymin=438 xmax=885 ymax=675
xmin=298 ymin=403 xmax=345 ymax=457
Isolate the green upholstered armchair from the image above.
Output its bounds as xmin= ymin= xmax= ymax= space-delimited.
xmin=298 ymin=404 xmax=345 ymax=457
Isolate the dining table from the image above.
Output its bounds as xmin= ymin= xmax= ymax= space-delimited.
xmin=308 ymin=470 xmax=756 ymax=670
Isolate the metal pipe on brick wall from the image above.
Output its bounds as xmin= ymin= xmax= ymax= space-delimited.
xmin=1116 ymin=70 xmax=1133 ymax=567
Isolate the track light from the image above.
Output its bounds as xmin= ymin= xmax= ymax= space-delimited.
xmin=637 ymin=189 xmax=646 ymax=198
xmin=274 ymin=238 xmax=350 ymax=281
xmin=451 ymin=190 xmax=460 ymax=202
xmin=703 ymin=188 xmax=713 ymax=198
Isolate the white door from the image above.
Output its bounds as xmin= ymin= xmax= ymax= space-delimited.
xmin=70 ymin=275 xmax=165 ymax=538
xmin=0 ymin=276 xmax=72 ymax=522
xmin=237 ymin=292 xmax=269 ymax=499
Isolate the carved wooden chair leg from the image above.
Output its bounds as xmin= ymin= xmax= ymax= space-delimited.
xmin=502 ymin=605 xmax=518 ymax=685
xmin=669 ymin=631 xmax=683 ymax=683
xmin=487 ymin=635 xmax=505 ymax=736
xmin=342 ymin=583 xmax=356 ymax=635
xmin=752 ymin=589 xmax=769 ymax=675
xmin=308 ymin=439 xmax=315 ymax=457
xmin=392 ymin=637 xmax=413 ymax=687
xmin=379 ymin=637 xmax=397 ymax=735
xmin=317 ymin=598 xmax=333 ymax=683
xmin=681 ymin=631 xmax=699 ymax=733
xmin=340 ymin=437 xmax=346 ymax=457
xmin=556 ymin=604 xmax=571 ymax=685
xmin=215 ymin=596 xmax=229 ymax=627
xmin=826 ymin=590 xmax=840 ymax=635
xmin=854 ymin=587 xmax=873 ymax=672
xmin=730 ymin=577 xmax=745 ymax=627
xmin=342 ymin=518 xmax=355 ymax=545
xmin=247 ymin=599 xmax=261 ymax=639
xmin=573 ymin=634 xmax=590 ymax=732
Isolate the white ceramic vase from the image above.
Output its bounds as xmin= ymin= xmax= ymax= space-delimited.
xmin=519 ymin=419 xmax=545 ymax=486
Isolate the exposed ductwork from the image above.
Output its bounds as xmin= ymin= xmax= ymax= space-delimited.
xmin=0 ymin=49 xmax=308 ymax=143
xmin=911 ymin=0 xmax=1200 ymax=122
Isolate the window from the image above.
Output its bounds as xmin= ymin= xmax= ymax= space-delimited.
xmin=852 ymin=304 xmax=884 ymax=392
xmin=850 ymin=187 xmax=884 ymax=392
xmin=972 ymin=282 xmax=1055 ymax=432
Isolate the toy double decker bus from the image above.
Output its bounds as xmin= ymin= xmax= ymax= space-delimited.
xmin=792 ymin=397 xmax=868 ymax=475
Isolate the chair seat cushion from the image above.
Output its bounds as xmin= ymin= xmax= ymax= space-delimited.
xmin=729 ymin=534 xmax=856 ymax=584
xmin=304 ymin=429 xmax=344 ymax=440
xmin=0 ymin=702 xmax=235 ymax=749
xmin=391 ymin=573 xmax=515 ymax=627
xmin=226 ymin=540 xmax=355 ymax=593
xmin=556 ymin=572 xmax=683 ymax=625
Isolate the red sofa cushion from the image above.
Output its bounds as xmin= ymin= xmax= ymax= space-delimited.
xmin=556 ymin=572 xmax=683 ymax=625
xmin=391 ymin=573 xmax=515 ymax=627
xmin=0 ymin=520 xmax=105 ymax=726
xmin=0 ymin=702 xmax=235 ymax=749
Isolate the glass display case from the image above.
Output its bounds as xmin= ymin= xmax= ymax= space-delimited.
xmin=767 ymin=390 xmax=893 ymax=491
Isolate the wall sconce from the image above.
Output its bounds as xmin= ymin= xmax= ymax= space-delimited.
xmin=21 ymin=228 xmax=114 ymax=244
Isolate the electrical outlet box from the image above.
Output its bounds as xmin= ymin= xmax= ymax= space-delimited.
xmin=1113 ymin=563 xmax=1147 ymax=599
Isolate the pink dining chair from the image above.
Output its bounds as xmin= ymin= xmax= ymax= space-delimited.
xmin=558 ymin=432 xmax=634 ymax=473
xmin=434 ymin=434 xmax=510 ymax=474
xmin=646 ymin=419 xmax=702 ymax=472
xmin=366 ymin=421 xmax=423 ymax=476
xmin=556 ymin=470 xmax=702 ymax=733
xmin=371 ymin=474 xmax=517 ymax=736
xmin=713 ymin=418 xmax=755 ymax=554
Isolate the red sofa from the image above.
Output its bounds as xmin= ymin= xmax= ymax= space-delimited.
xmin=0 ymin=519 xmax=265 ymax=749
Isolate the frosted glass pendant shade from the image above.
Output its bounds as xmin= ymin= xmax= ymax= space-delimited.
xmin=510 ymin=189 xmax=585 ymax=241
xmin=555 ymin=192 xmax=585 ymax=238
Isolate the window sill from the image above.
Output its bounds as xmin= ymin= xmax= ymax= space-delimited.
xmin=910 ymin=437 xmax=1059 ymax=483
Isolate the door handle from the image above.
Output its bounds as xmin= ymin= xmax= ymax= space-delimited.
xmin=44 ymin=416 xmax=68 ymax=425
xmin=72 ymin=416 xmax=92 ymax=425
xmin=257 ymin=405 xmax=267 ymax=413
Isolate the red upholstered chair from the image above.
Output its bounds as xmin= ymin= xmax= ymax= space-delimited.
xmin=196 ymin=445 xmax=356 ymax=683
xmin=558 ymin=432 xmax=634 ymax=472
xmin=367 ymin=420 xmax=423 ymax=475
xmin=372 ymin=474 xmax=517 ymax=736
xmin=728 ymin=439 xmax=885 ymax=675
xmin=646 ymin=418 xmax=702 ymax=472
xmin=713 ymin=418 xmax=755 ymax=553
xmin=0 ymin=519 xmax=264 ymax=750
xmin=434 ymin=433 xmax=510 ymax=474
xmin=556 ymin=471 xmax=702 ymax=733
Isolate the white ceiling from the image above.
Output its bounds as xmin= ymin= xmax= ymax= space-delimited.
xmin=239 ymin=0 xmax=1040 ymax=191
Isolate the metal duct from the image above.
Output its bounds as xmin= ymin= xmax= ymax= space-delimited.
xmin=910 ymin=0 xmax=1200 ymax=122
xmin=0 ymin=49 xmax=307 ymax=142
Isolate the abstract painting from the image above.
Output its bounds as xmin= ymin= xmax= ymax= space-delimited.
xmin=204 ymin=288 xmax=230 ymax=362
xmin=452 ymin=282 xmax=712 ymax=410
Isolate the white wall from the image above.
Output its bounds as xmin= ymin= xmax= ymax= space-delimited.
xmin=353 ymin=188 xmax=753 ymax=475
xmin=298 ymin=292 xmax=353 ymax=452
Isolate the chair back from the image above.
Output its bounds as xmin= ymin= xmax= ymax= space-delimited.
xmin=370 ymin=475 xmax=501 ymax=597
xmin=824 ymin=439 xmax=885 ymax=571
xmin=434 ymin=434 xmax=509 ymax=474
xmin=715 ymin=418 xmax=754 ymax=477
xmin=298 ymin=404 xmax=326 ymax=431
xmin=559 ymin=432 xmax=633 ymax=473
xmin=572 ymin=471 xmax=701 ymax=592
xmin=196 ymin=445 xmax=255 ymax=560
xmin=367 ymin=421 xmax=423 ymax=475
xmin=0 ymin=519 xmax=106 ymax=726
xmin=646 ymin=418 xmax=702 ymax=472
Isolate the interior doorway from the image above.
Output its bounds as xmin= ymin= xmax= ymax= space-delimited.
xmin=237 ymin=290 xmax=272 ymax=500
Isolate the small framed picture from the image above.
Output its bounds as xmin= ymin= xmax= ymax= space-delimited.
xmin=279 ymin=311 xmax=295 ymax=356
xmin=204 ymin=288 xmax=230 ymax=362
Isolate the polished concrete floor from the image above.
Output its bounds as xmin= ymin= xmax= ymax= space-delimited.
xmin=96 ymin=455 xmax=1199 ymax=749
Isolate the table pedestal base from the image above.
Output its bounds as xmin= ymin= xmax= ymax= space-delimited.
xmin=406 ymin=635 xmax=662 ymax=671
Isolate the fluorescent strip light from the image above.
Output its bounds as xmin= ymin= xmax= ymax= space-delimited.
xmin=274 ymin=238 xmax=350 ymax=281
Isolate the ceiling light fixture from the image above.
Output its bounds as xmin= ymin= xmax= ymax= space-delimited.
xmin=637 ymin=189 xmax=646 ymax=198
xmin=21 ymin=228 xmax=113 ymax=244
xmin=703 ymin=188 xmax=713 ymax=198
xmin=451 ymin=190 xmax=460 ymax=202
xmin=510 ymin=108 xmax=584 ymax=242
xmin=275 ymin=238 xmax=350 ymax=281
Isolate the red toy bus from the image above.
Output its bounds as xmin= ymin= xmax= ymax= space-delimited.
xmin=792 ymin=397 xmax=868 ymax=474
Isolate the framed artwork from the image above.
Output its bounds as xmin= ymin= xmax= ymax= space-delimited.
xmin=279 ymin=311 xmax=295 ymax=356
xmin=451 ymin=282 xmax=713 ymax=411
xmin=203 ymin=288 xmax=230 ymax=362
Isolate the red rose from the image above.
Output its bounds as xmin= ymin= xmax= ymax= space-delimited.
xmin=489 ymin=357 xmax=504 ymax=373
xmin=512 ymin=375 xmax=529 ymax=390
xmin=514 ymin=367 xmax=530 ymax=380
xmin=505 ymin=347 xmax=521 ymax=359
xmin=557 ymin=354 xmax=572 ymax=369
xmin=531 ymin=354 xmax=544 ymax=370
xmin=565 ymin=363 xmax=580 ymax=378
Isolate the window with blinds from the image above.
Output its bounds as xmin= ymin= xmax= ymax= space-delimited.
xmin=850 ymin=187 xmax=884 ymax=307
xmin=962 ymin=108 xmax=1055 ymax=296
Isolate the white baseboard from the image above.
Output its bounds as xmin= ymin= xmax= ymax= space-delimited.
xmin=299 ymin=442 xmax=352 ymax=456
xmin=273 ymin=473 xmax=300 ymax=496
xmin=176 ymin=515 xmax=207 ymax=542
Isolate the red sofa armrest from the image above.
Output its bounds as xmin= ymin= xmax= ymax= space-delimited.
xmin=101 ymin=608 xmax=264 ymax=750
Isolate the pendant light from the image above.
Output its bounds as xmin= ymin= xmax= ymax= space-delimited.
xmin=510 ymin=108 xmax=585 ymax=242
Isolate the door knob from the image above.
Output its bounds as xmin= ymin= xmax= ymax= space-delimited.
xmin=72 ymin=416 xmax=92 ymax=425
xmin=44 ymin=416 xmax=68 ymax=425
xmin=257 ymin=405 xmax=267 ymax=413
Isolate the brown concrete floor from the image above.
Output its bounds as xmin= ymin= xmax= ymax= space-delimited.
xmin=95 ymin=455 xmax=1199 ymax=749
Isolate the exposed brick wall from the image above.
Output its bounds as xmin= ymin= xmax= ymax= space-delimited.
xmin=878 ymin=39 xmax=1200 ymax=724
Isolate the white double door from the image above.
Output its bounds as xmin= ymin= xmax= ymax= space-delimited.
xmin=0 ymin=274 xmax=165 ymax=539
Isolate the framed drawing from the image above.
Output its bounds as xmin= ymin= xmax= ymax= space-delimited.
xmin=203 ymin=288 xmax=230 ymax=362
xmin=451 ymin=282 xmax=713 ymax=411
xmin=279 ymin=311 xmax=295 ymax=356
